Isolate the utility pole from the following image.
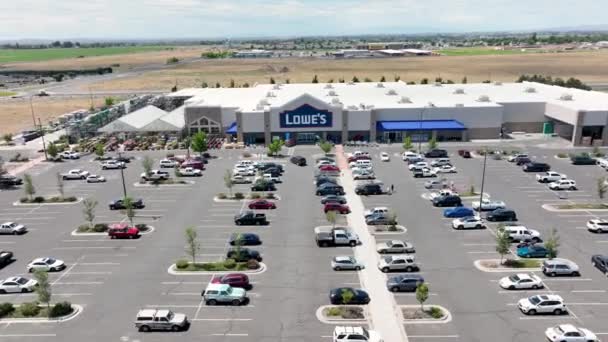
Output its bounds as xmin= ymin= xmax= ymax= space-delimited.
xmin=29 ymin=96 xmax=36 ymax=129
xmin=478 ymin=148 xmax=488 ymax=213
xmin=38 ymin=118 xmax=48 ymax=160
xmin=117 ymin=151 xmax=128 ymax=199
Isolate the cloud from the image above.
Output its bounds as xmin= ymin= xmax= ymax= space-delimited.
xmin=0 ymin=0 xmax=606 ymax=39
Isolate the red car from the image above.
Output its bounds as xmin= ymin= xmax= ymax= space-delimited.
xmin=319 ymin=165 xmax=340 ymax=172
xmin=210 ymin=273 xmax=251 ymax=289
xmin=107 ymin=223 xmax=140 ymax=239
xmin=248 ymin=199 xmax=277 ymax=210
xmin=324 ymin=203 xmax=351 ymax=214
xmin=181 ymin=160 xmax=205 ymax=170
xmin=347 ymin=155 xmax=371 ymax=163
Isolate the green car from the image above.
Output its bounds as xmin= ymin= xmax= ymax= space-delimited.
xmin=202 ymin=283 xmax=248 ymax=306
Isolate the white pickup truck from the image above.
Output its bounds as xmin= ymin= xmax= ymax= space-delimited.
xmin=536 ymin=171 xmax=566 ymax=183
xmin=61 ymin=169 xmax=89 ymax=180
xmin=364 ymin=207 xmax=389 ymax=218
xmin=472 ymin=199 xmax=506 ymax=211
xmin=141 ymin=170 xmax=170 ymax=181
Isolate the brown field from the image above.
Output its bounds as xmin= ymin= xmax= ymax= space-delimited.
xmin=86 ymin=51 xmax=608 ymax=91
xmin=0 ymin=96 xmax=109 ymax=135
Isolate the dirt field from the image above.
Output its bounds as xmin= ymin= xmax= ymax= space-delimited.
xmin=86 ymin=51 xmax=608 ymax=91
xmin=0 ymin=96 xmax=109 ymax=135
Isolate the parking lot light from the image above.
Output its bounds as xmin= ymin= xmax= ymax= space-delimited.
xmin=117 ymin=152 xmax=128 ymax=198
xmin=478 ymin=148 xmax=487 ymax=211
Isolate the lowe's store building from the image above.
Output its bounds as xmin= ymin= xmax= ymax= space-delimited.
xmin=113 ymin=81 xmax=608 ymax=146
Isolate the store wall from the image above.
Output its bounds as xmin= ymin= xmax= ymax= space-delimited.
xmin=545 ymin=103 xmax=579 ymax=125
xmin=241 ymin=112 xmax=265 ymax=132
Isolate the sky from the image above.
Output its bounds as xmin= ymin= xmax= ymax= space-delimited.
xmin=0 ymin=0 xmax=606 ymax=39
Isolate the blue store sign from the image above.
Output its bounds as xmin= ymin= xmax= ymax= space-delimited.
xmin=279 ymin=104 xmax=332 ymax=128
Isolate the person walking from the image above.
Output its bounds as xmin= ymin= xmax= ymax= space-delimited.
xmin=390 ymin=184 xmax=395 ymax=194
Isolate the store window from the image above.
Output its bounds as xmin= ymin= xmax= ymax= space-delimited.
xmin=189 ymin=116 xmax=221 ymax=134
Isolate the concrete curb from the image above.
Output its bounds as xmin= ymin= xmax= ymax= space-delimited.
xmin=541 ymin=203 xmax=608 ymax=212
xmin=70 ymin=225 xmax=155 ymax=236
xmin=474 ymin=259 xmax=541 ymax=273
xmin=315 ymin=305 xmax=370 ymax=325
xmin=133 ymin=181 xmax=194 ymax=187
xmin=369 ymin=225 xmax=407 ymax=235
xmin=0 ymin=304 xmax=83 ymax=324
xmin=553 ymin=155 xmax=569 ymax=160
xmin=167 ymin=262 xmax=267 ymax=276
xmin=13 ymin=197 xmax=83 ymax=206
xmin=401 ymin=305 xmax=452 ymax=324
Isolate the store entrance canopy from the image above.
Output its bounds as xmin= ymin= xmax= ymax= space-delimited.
xmin=226 ymin=122 xmax=237 ymax=134
xmin=377 ymin=120 xmax=466 ymax=131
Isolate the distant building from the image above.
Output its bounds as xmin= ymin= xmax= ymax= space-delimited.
xmin=332 ymin=49 xmax=373 ymax=58
xmin=233 ymin=49 xmax=273 ymax=58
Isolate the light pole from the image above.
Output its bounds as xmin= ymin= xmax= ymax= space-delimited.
xmin=29 ymin=96 xmax=36 ymax=129
xmin=117 ymin=151 xmax=128 ymax=199
xmin=37 ymin=118 xmax=48 ymax=160
xmin=478 ymin=148 xmax=488 ymax=213
xmin=417 ymin=103 xmax=435 ymax=153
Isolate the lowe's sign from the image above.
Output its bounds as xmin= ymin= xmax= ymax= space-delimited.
xmin=279 ymin=104 xmax=333 ymax=128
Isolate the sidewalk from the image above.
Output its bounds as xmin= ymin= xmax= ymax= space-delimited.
xmin=336 ymin=145 xmax=409 ymax=342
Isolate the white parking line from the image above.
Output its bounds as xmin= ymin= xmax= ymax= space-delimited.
xmin=54 ymin=282 xmax=103 ymax=285
xmin=571 ymin=290 xmax=606 ymax=293
xmin=53 ymin=246 xmax=136 ymax=250
xmin=78 ymin=262 xmax=120 ymax=265
xmin=21 ymin=292 xmax=92 ymax=297
xmin=467 ymin=251 xmax=496 ymax=254
xmin=407 ymin=336 xmax=459 ymax=339
xmin=519 ymin=316 xmax=575 ymax=320
xmin=0 ymin=242 xmax=16 ymax=244
xmin=462 ymin=243 xmax=495 ymax=246
xmin=191 ymin=318 xmax=252 ymax=321
xmin=65 ymin=271 xmax=112 ymax=275
xmin=0 ymin=334 xmax=56 ymax=337
xmin=210 ymin=333 xmax=249 ymax=337
xmin=543 ymin=278 xmax=593 ymax=282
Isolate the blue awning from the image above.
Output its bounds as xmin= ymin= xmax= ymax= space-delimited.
xmin=377 ymin=120 xmax=466 ymax=131
xmin=226 ymin=122 xmax=237 ymax=134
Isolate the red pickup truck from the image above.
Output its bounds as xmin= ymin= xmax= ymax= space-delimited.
xmin=108 ymin=223 xmax=140 ymax=239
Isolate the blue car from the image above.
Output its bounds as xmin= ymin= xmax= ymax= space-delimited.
xmin=517 ymin=244 xmax=549 ymax=258
xmin=443 ymin=207 xmax=475 ymax=218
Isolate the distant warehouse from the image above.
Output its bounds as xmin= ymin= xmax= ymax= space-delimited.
xmin=232 ymin=49 xmax=273 ymax=58
xmin=99 ymin=81 xmax=608 ymax=147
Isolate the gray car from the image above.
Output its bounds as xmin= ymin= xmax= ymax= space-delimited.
xmin=542 ymin=258 xmax=580 ymax=277
xmin=387 ymin=274 xmax=424 ymax=292
xmin=331 ymin=256 xmax=364 ymax=271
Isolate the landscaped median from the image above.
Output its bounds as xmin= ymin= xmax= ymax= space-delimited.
xmin=71 ymin=223 xmax=153 ymax=236
xmin=214 ymin=192 xmax=280 ymax=202
xmin=474 ymin=259 xmax=542 ymax=272
xmin=14 ymin=196 xmax=82 ymax=206
xmin=401 ymin=305 xmax=452 ymax=323
xmin=168 ymin=259 xmax=267 ymax=275
xmin=542 ymin=203 xmax=608 ymax=211
xmin=315 ymin=305 xmax=368 ymax=324
xmin=134 ymin=179 xmax=194 ymax=187
xmin=368 ymin=224 xmax=407 ymax=235
xmin=0 ymin=301 xmax=82 ymax=323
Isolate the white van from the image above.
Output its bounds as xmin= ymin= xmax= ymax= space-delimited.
xmin=350 ymin=160 xmax=372 ymax=168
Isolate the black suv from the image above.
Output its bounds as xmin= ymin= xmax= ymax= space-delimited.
xmin=108 ymin=198 xmax=145 ymax=210
xmin=355 ymin=183 xmax=383 ymax=195
xmin=316 ymin=177 xmax=337 ymax=187
xmin=432 ymin=195 xmax=462 ymax=207
xmin=251 ymin=181 xmax=276 ymax=192
xmin=523 ymin=162 xmax=550 ymax=172
xmin=258 ymin=163 xmax=284 ymax=173
xmin=486 ymin=208 xmax=517 ymax=222
xmin=226 ymin=248 xmax=262 ymax=262
xmin=290 ymin=156 xmax=307 ymax=166
xmin=591 ymin=254 xmax=608 ymax=274
xmin=571 ymin=155 xmax=596 ymax=165
xmin=0 ymin=176 xmax=22 ymax=188
xmin=424 ymin=149 xmax=448 ymax=158
xmin=316 ymin=183 xmax=344 ymax=196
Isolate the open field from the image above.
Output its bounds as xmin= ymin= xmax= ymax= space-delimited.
xmin=0 ymin=96 xmax=110 ymax=135
xmin=438 ymin=47 xmax=541 ymax=56
xmin=0 ymin=46 xmax=177 ymax=63
xmin=84 ymin=50 xmax=608 ymax=91
xmin=0 ymin=91 xmax=16 ymax=97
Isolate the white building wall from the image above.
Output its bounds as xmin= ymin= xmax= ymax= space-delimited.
xmin=348 ymin=111 xmax=372 ymax=131
xmin=545 ymin=103 xmax=579 ymax=125
xmin=499 ymin=102 xmax=546 ymax=123
xmin=241 ymin=112 xmax=265 ymax=132
xmin=221 ymin=108 xmax=238 ymax=127
xmin=375 ymin=106 xmax=503 ymax=128
xmin=583 ymin=110 xmax=608 ymax=126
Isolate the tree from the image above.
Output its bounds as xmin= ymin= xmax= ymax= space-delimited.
xmin=95 ymin=143 xmax=104 ymax=158
xmin=56 ymin=172 xmax=64 ymax=199
xmin=46 ymin=142 xmax=58 ymax=159
xmin=166 ymin=57 xmax=179 ymax=64
xmin=201 ymin=82 xmax=208 ymax=88
xmin=462 ymin=76 xmax=468 ymax=84
xmin=312 ymin=75 xmax=319 ymax=83
xmin=421 ymin=78 xmax=429 ymax=84
xmin=82 ymin=198 xmax=98 ymax=229
xmin=232 ymin=233 xmax=244 ymax=258
xmin=341 ymin=288 xmax=354 ymax=304
xmin=380 ymin=76 xmax=386 ymax=82
xmin=23 ymin=173 xmax=35 ymax=201
xmin=402 ymin=136 xmax=413 ymax=151
xmin=267 ymin=139 xmax=284 ymax=157
xmin=33 ymin=270 xmax=52 ymax=313
xmin=104 ymin=97 xmax=115 ymax=107
xmin=270 ymin=77 xmax=276 ymax=84
xmin=319 ymin=141 xmax=333 ymax=155
xmin=416 ymin=282 xmax=429 ymax=310
xmin=141 ymin=156 xmax=153 ymax=177
xmin=123 ymin=197 xmax=135 ymax=225
xmin=545 ymin=228 xmax=560 ymax=259
xmin=184 ymin=227 xmax=200 ymax=264
xmin=2 ymin=133 xmax=12 ymax=144
xmin=229 ymin=79 xmax=235 ymax=88
xmin=191 ymin=132 xmax=208 ymax=156
xmin=326 ymin=210 xmax=337 ymax=229
xmin=224 ymin=170 xmax=234 ymax=197
xmin=598 ymin=177 xmax=607 ymax=202
xmin=394 ymin=75 xmax=401 ymax=82
xmin=495 ymin=224 xmax=511 ymax=265
xmin=428 ymin=137 xmax=438 ymax=150
xmin=351 ymin=76 xmax=359 ymax=83
xmin=0 ymin=157 xmax=6 ymax=176
xmin=215 ymin=82 xmax=221 ymax=88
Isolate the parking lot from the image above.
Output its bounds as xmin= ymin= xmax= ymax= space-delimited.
xmin=1 ymin=142 xmax=608 ymax=341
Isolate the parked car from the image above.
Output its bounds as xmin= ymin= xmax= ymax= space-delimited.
xmin=424 ymin=149 xmax=448 ymax=158
xmin=61 ymin=169 xmax=89 ymax=180
xmin=101 ymin=160 xmax=126 ymax=170
xmin=316 ymin=183 xmax=345 ymax=196
xmin=430 ymin=158 xmax=451 ymax=167
xmin=59 ymin=151 xmax=80 ymax=159
xmin=365 ymin=214 xmax=392 ymax=226
xmin=518 ymin=294 xmax=566 ymax=315
xmin=413 ymin=168 xmax=437 ymax=178
xmin=229 ymin=233 xmax=261 ymax=246
xmin=0 ymin=222 xmax=26 ymax=235
xmin=355 ymin=183 xmax=383 ymax=195
xmin=248 ymin=199 xmax=276 ymax=210
xmin=319 ymin=165 xmax=340 ymax=173
xmin=226 ymin=248 xmax=262 ymax=262
xmin=432 ymin=195 xmax=462 ymax=207
xmin=486 ymin=208 xmax=517 ymax=222
xmin=536 ymin=171 xmax=567 ymax=183
xmin=424 ymin=179 xmax=446 ymax=189
xmin=516 ymin=157 xmax=532 ymax=166
xmin=109 ymin=198 xmax=144 ymax=210
xmin=353 ymin=171 xmax=376 ymax=180
xmin=452 ymin=216 xmax=486 ymax=230
xmin=523 ymin=162 xmax=551 ymax=172
xmin=27 ymin=257 xmax=65 ymax=272
xmin=234 ymin=211 xmax=268 ymax=225
xmin=376 ymin=240 xmax=415 ymax=254
xmin=591 ymin=254 xmax=608 ymax=275
xmin=472 ymin=199 xmax=506 ymax=211
xmin=140 ymin=170 xmax=170 ymax=181
xmin=329 ymin=287 xmax=370 ymax=305
xmin=587 ymin=219 xmax=608 ymax=233
xmin=0 ymin=251 xmax=14 ymax=268
xmin=290 ymin=156 xmax=307 ymax=166
xmin=386 ymin=274 xmax=424 ymax=292
xmin=331 ymin=256 xmax=364 ymax=271
xmin=86 ymin=175 xmax=106 ymax=183
xmin=458 ymin=150 xmax=471 ymax=158
xmin=108 ymin=224 xmax=140 ymax=239
xmin=545 ymin=324 xmax=598 ymax=342
xmin=542 ymin=258 xmax=580 ymax=277
xmin=408 ymin=161 xmax=429 ymax=171
xmin=507 ymin=154 xmax=529 ymax=162
xmin=402 ymin=151 xmax=421 ymax=161
xmin=333 ymin=326 xmax=383 ymax=342
xmin=177 ymin=167 xmax=202 ymax=177
xmin=571 ymin=155 xmax=596 ymax=165
xmin=321 ymin=195 xmax=347 ymax=205
xmin=210 ymin=273 xmax=251 ymax=289
xmin=432 ymin=165 xmax=457 ymax=174
xmin=316 ymin=176 xmax=338 ymax=187
xmin=181 ymin=160 xmax=205 ymax=170
xmin=231 ymin=175 xmax=252 ymax=184
xmin=517 ymin=244 xmax=549 ymax=258
xmin=0 ymin=276 xmax=37 ymax=294
xmin=378 ymin=255 xmax=419 ymax=273
xmin=548 ymin=179 xmax=577 ymax=190
xmin=443 ymin=207 xmax=475 ymax=218
xmin=159 ymin=158 xmax=178 ymax=168
xmin=504 ymin=225 xmax=541 ymax=242
xmin=135 ymin=309 xmax=189 ymax=332
xmin=315 ymin=227 xmax=360 ymax=247
xmin=251 ymin=181 xmax=276 ymax=192
xmin=324 ymin=203 xmax=351 ymax=214
xmin=380 ymin=152 xmax=390 ymax=162
xmin=202 ymin=283 xmax=248 ymax=306
xmin=499 ymin=273 xmax=544 ymax=290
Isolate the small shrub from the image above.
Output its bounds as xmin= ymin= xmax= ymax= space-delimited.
xmin=557 ymin=153 xmax=568 ymax=158
xmin=242 ymin=152 xmax=252 ymax=158
xmin=427 ymin=306 xmax=444 ymax=319
xmin=223 ymin=259 xmax=237 ymax=269
xmin=217 ymin=193 xmax=227 ymax=199
xmin=246 ymin=259 xmax=260 ymax=270
xmin=387 ymin=225 xmax=398 ymax=231
xmin=234 ymin=192 xmax=245 ymax=199
xmin=341 ymin=306 xmax=364 ymax=319
xmin=166 ymin=153 xmax=175 ymax=158
xmin=92 ymin=223 xmax=108 ymax=233
xmin=250 ymin=193 xmax=261 ymax=199
xmin=326 ymin=307 xmax=341 ymax=316
xmin=175 ymin=259 xmax=189 ymax=269
xmin=77 ymin=225 xmax=90 ymax=232
xmin=135 ymin=224 xmax=148 ymax=232
xmin=20 ymin=197 xmax=28 ymax=203
xmin=0 ymin=303 xmax=15 ymax=318
xmin=65 ymin=196 xmax=77 ymax=202
xmin=19 ymin=302 xmax=40 ymax=317
xmin=265 ymin=193 xmax=276 ymax=199
xmin=33 ymin=196 xmax=45 ymax=203
xmin=49 ymin=301 xmax=72 ymax=318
